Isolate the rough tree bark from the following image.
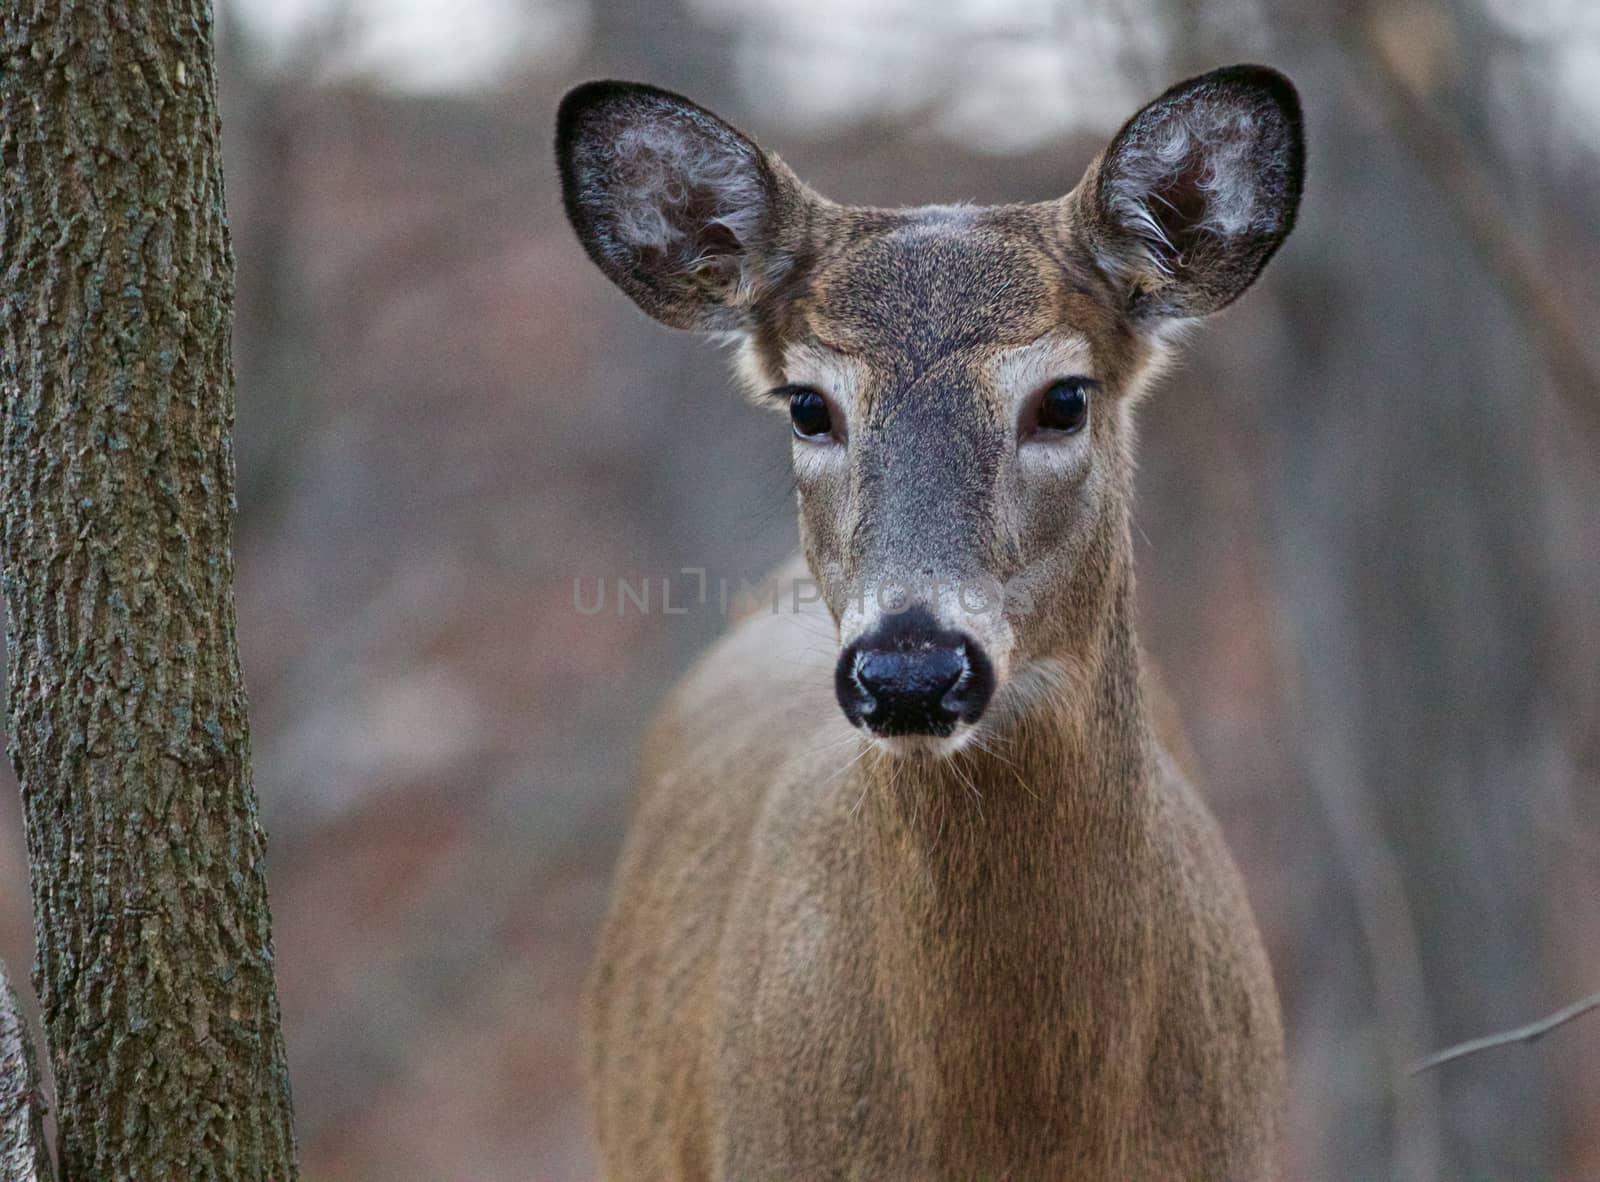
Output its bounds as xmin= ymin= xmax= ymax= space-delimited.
xmin=0 ymin=963 xmax=52 ymax=1182
xmin=0 ymin=2 xmax=298 ymax=1178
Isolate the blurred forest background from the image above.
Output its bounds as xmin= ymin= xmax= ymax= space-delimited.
xmin=2 ymin=0 xmax=1599 ymax=1178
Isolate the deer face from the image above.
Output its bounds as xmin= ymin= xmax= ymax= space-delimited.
xmin=558 ymin=68 xmax=1303 ymax=754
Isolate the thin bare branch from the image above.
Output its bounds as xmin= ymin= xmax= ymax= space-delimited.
xmin=1409 ymin=988 xmax=1600 ymax=1076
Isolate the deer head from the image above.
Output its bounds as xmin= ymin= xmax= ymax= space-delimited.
xmin=557 ymin=66 xmax=1303 ymax=756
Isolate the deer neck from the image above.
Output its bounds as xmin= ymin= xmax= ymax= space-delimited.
xmin=854 ymin=561 xmax=1160 ymax=1066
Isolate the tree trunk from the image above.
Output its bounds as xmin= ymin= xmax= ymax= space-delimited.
xmin=0 ymin=2 xmax=299 ymax=1178
xmin=0 ymin=962 xmax=53 ymax=1182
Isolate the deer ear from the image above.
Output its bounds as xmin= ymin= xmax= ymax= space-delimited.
xmin=1079 ymin=64 xmax=1304 ymax=322
xmin=557 ymin=81 xmax=806 ymax=333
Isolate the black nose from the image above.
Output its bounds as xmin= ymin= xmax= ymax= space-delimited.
xmin=835 ymin=608 xmax=995 ymax=737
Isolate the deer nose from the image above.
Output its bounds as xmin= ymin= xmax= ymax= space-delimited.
xmin=835 ymin=611 xmax=995 ymax=737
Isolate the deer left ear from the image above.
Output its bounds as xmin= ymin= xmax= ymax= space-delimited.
xmin=1079 ymin=64 xmax=1305 ymax=322
xmin=557 ymin=80 xmax=811 ymax=333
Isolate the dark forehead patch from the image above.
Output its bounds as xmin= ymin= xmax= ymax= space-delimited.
xmin=806 ymin=210 xmax=1059 ymax=374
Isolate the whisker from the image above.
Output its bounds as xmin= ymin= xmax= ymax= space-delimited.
xmin=950 ymin=759 xmax=984 ymax=820
xmin=822 ymin=736 xmax=874 ymax=792
xmin=966 ymin=730 xmax=1043 ymax=804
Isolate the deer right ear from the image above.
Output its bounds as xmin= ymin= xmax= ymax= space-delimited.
xmin=557 ymin=81 xmax=806 ymax=333
xmin=1077 ymin=64 xmax=1305 ymax=323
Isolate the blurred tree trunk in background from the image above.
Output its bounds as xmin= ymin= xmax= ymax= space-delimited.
xmin=1256 ymin=39 xmax=1559 ymax=1181
xmin=0 ymin=1 xmax=298 ymax=1177
xmin=1157 ymin=7 xmax=1572 ymax=1176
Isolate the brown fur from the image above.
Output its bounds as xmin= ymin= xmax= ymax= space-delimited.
xmin=561 ymin=66 xmax=1304 ymax=1181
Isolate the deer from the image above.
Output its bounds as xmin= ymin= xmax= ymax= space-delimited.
xmin=558 ymin=63 xmax=1304 ymax=1181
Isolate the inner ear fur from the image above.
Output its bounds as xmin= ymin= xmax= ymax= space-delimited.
xmin=1077 ymin=64 xmax=1305 ymax=321
xmin=556 ymin=80 xmax=816 ymax=332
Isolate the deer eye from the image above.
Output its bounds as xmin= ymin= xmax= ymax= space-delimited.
xmin=1035 ymin=378 xmax=1093 ymax=435
xmin=787 ymin=386 xmax=833 ymax=439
